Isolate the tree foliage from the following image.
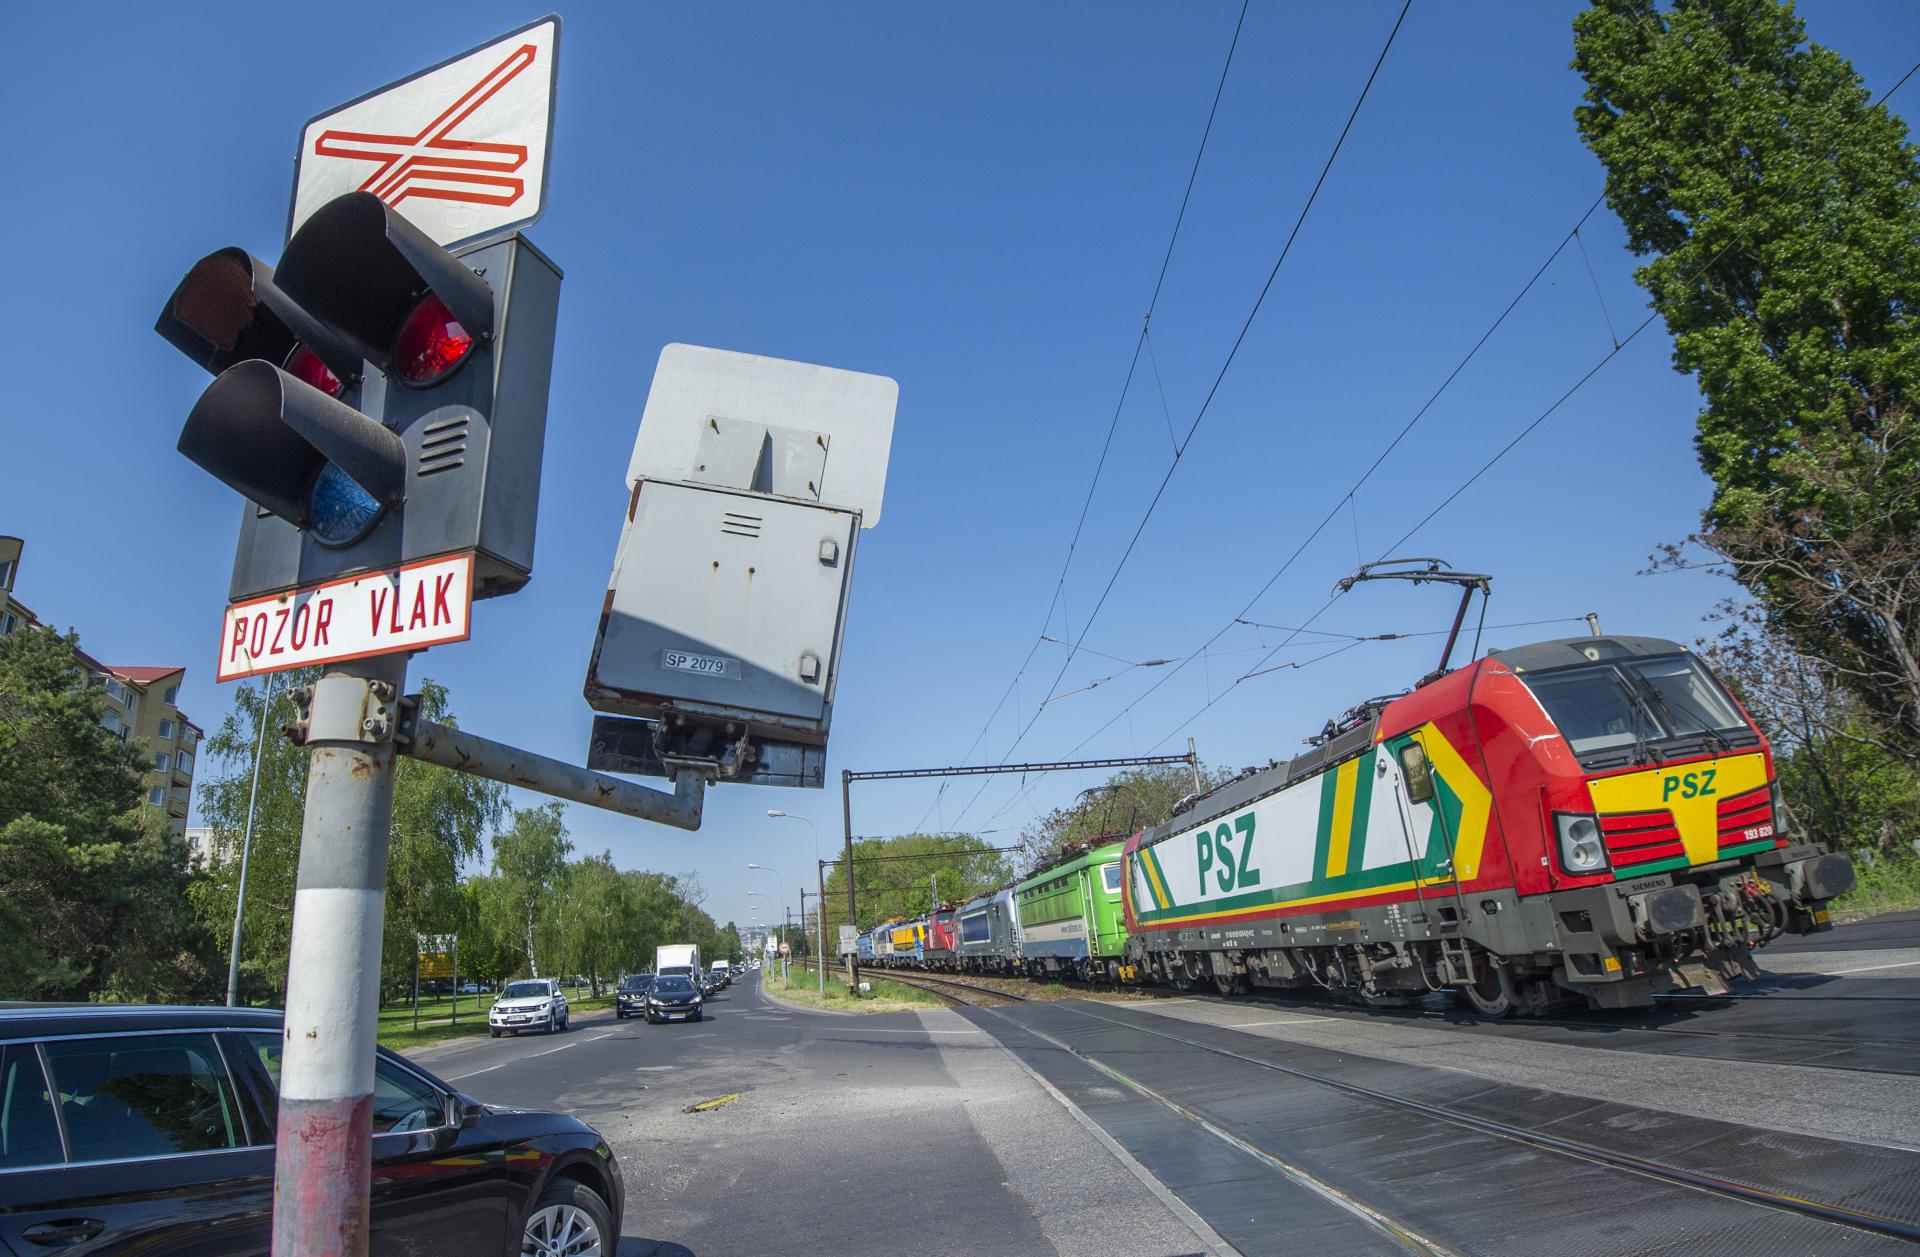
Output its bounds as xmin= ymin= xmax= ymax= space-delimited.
xmin=1697 ymin=600 xmax=1920 ymax=854
xmin=1018 ymin=764 xmax=1229 ymax=875
xmin=1574 ymin=0 xmax=1920 ymax=755
xmin=191 ymin=673 xmax=505 ymax=1000
xmin=821 ymin=832 xmax=1014 ymax=934
xmin=0 ymin=627 xmax=217 ymax=1000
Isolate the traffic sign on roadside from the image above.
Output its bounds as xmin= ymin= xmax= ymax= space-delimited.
xmin=838 ymin=925 xmax=858 ymax=954
xmin=216 ymin=553 xmax=473 ymax=681
xmin=291 ymin=16 xmax=561 ymax=249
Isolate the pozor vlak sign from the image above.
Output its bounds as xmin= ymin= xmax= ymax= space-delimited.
xmin=217 ymin=553 xmax=473 ymax=681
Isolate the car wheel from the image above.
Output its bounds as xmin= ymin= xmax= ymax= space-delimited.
xmin=521 ymin=1176 xmax=614 ymax=1257
xmin=561 ymin=1012 xmax=570 ymax=1031
xmin=490 ymin=1029 xmax=501 ymax=1038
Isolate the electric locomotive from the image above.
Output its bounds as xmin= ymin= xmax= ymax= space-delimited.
xmin=955 ymin=884 xmax=1024 ymax=975
xmin=1017 ymin=842 xmax=1130 ymax=981
xmin=1122 ymin=634 xmax=1855 ymax=1014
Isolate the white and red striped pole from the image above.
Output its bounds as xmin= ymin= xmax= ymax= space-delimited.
xmin=272 ymin=655 xmax=407 ymax=1257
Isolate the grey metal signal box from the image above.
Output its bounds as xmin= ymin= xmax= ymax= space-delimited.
xmin=226 ymin=235 xmax=562 ymax=602
xmin=583 ymin=345 xmax=896 ymax=788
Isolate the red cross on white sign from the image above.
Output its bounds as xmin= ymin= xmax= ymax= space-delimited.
xmin=289 ymin=16 xmax=559 ymax=249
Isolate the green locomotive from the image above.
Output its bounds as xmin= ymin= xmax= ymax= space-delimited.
xmin=1014 ymin=841 xmax=1130 ymax=982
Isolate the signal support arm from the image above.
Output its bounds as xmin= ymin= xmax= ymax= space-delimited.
xmin=393 ymin=694 xmax=709 ymax=830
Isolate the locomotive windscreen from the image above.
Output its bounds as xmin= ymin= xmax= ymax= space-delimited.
xmin=960 ymin=911 xmax=991 ymax=944
xmin=1518 ymin=651 xmax=1751 ymax=766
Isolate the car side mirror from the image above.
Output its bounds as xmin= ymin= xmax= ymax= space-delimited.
xmin=448 ymin=1093 xmax=476 ymax=1126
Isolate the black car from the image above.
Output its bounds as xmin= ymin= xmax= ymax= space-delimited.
xmin=615 ymin=973 xmax=655 ymax=1020
xmin=645 ymin=976 xmax=703 ymax=1023
xmin=0 ymin=1005 xmax=624 ymax=1255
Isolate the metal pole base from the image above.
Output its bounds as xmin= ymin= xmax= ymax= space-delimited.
xmin=272 ymin=655 xmax=406 ymax=1257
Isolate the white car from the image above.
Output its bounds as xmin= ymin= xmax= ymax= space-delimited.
xmin=489 ymin=978 xmax=570 ymax=1037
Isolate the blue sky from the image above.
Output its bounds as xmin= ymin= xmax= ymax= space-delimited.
xmin=6 ymin=2 xmax=1917 ymax=936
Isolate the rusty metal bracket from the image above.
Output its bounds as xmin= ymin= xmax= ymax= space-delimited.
xmin=282 ymin=675 xmax=398 ymax=747
xmin=394 ymin=693 xmax=708 ymax=831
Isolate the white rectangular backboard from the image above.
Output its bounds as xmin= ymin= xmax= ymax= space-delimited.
xmin=628 ymin=344 xmax=897 ymax=528
xmin=289 ymin=16 xmax=560 ymax=249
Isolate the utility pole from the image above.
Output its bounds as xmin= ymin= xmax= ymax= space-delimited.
xmin=799 ymin=888 xmax=812 ymax=972
xmin=768 ymin=809 xmax=826 ymax=994
xmin=843 ymin=770 xmax=858 ymax=991
xmin=274 ymin=655 xmax=407 ymax=1254
xmin=817 ymin=857 xmax=828 ymax=995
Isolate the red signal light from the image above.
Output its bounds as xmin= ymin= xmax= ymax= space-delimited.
xmin=284 ymin=344 xmax=345 ymax=398
xmin=393 ymin=293 xmax=475 ymax=385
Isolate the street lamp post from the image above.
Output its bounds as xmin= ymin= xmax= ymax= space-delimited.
xmin=768 ymin=810 xmax=826 ymax=994
xmin=225 ymin=670 xmax=277 ymax=1007
xmin=747 ymin=864 xmax=787 ymax=980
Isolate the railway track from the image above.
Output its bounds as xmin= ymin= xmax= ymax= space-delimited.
xmin=858 ymin=968 xmax=1920 ymax=1248
xmin=841 ymin=961 xmax=1920 ymax=1078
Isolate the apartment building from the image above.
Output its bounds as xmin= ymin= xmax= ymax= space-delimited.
xmin=1 ymin=536 xmax=201 ymax=840
xmin=0 ymin=536 xmax=27 ymax=639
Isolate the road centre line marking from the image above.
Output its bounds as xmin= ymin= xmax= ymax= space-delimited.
xmin=445 ymin=1062 xmax=508 ymax=1081
xmin=827 ymin=1027 xmax=986 ymax=1035
xmin=445 ymin=1038 xmax=578 ymax=1081
xmin=1821 ymin=957 xmax=1920 ymax=976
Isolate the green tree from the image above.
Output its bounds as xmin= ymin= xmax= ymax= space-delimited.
xmin=382 ymin=681 xmax=506 ymax=990
xmin=822 ymin=832 xmax=1013 ymax=932
xmin=491 ymin=802 xmax=572 ymax=977
xmin=1573 ymin=0 xmax=1920 ymax=754
xmin=187 ymin=669 xmax=312 ymax=1002
xmin=0 ymin=627 xmax=217 ymax=1000
xmin=191 ymin=672 xmax=504 ymax=1001
xmin=1018 ymin=764 xmax=1228 ymax=875
xmin=1698 ymin=600 xmax=1920 ymax=854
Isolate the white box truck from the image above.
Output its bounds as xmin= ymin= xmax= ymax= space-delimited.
xmin=656 ymin=945 xmax=701 ymax=983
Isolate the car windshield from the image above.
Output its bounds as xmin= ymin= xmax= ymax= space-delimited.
xmin=620 ymin=975 xmax=651 ymax=991
xmin=1519 ymin=652 xmax=1750 ymax=763
xmin=655 ymin=977 xmax=695 ymax=994
xmin=500 ymin=981 xmax=549 ymax=1000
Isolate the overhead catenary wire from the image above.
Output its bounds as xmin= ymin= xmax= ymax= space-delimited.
xmin=970 ymin=194 xmax=1608 ymax=825
xmin=953 ymin=0 xmax=1415 ymax=830
xmin=914 ymin=1 xmax=1254 ymax=833
xmin=1137 ymin=37 xmax=1920 ymax=751
xmin=990 ymin=51 xmax=1920 ymax=829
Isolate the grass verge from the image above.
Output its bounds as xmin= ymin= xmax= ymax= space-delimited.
xmin=1833 ymin=850 xmax=1920 ymax=922
xmin=758 ymin=966 xmax=946 ymax=1014
xmin=376 ymin=990 xmax=612 ymax=1052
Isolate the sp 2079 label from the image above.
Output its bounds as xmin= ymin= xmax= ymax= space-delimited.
xmin=662 ymin=649 xmax=739 ymax=679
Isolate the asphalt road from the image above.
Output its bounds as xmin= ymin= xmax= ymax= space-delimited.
xmin=402 ymin=914 xmax=1920 ymax=1256
xmin=404 ymin=973 xmax=1225 ymax=1256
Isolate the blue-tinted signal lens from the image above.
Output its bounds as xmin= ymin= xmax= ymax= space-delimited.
xmin=309 ymin=463 xmax=384 ymax=546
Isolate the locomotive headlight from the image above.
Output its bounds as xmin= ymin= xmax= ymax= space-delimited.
xmin=1555 ymin=812 xmax=1609 ymax=875
xmin=1769 ymin=780 xmax=1786 ymax=826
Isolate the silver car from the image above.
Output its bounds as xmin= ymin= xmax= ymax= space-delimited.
xmin=488 ymin=977 xmax=570 ymax=1037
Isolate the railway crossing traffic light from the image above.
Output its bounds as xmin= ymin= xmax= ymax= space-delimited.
xmin=157 ymin=190 xmax=562 ymax=604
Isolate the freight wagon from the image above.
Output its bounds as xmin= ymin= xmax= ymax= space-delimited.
xmin=1122 ymin=634 xmax=1855 ymax=1014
